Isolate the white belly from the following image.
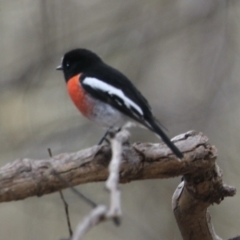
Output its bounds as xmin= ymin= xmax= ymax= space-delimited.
xmin=87 ymin=97 xmax=127 ymax=128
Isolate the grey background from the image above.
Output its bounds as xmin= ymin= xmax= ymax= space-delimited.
xmin=0 ymin=0 xmax=239 ymax=239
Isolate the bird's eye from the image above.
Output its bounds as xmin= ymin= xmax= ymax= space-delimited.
xmin=65 ymin=62 xmax=70 ymax=68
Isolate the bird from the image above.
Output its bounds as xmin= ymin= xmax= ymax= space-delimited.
xmin=56 ymin=48 xmax=183 ymax=159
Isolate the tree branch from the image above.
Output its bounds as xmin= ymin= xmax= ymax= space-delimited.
xmin=0 ymin=130 xmax=237 ymax=240
xmin=0 ymin=131 xmax=224 ymax=203
xmin=172 ymin=153 xmax=236 ymax=240
xmin=173 ymin=182 xmax=235 ymax=240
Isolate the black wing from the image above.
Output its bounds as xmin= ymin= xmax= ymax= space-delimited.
xmin=81 ymin=62 xmax=153 ymax=127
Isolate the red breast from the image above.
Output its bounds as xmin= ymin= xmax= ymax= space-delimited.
xmin=67 ymin=74 xmax=93 ymax=117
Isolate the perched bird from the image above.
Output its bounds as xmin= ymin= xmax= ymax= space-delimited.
xmin=56 ymin=49 xmax=183 ymax=159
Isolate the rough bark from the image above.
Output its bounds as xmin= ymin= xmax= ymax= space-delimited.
xmin=172 ymin=174 xmax=235 ymax=240
xmin=0 ymin=131 xmax=228 ymax=203
xmin=0 ymin=130 xmax=237 ymax=240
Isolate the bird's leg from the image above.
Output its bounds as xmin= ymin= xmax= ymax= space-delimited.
xmin=98 ymin=127 xmax=112 ymax=145
xmin=98 ymin=127 xmax=122 ymax=145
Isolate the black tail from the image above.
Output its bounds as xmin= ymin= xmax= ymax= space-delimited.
xmin=146 ymin=118 xmax=183 ymax=159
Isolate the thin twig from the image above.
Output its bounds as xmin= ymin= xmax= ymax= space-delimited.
xmin=72 ymin=205 xmax=107 ymax=240
xmin=50 ymin=164 xmax=97 ymax=208
xmin=71 ymin=129 xmax=129 ymax=240
xmin=48 ymin=148 xmax=73 ymax=238
xmin=59 ymin=191 xmax=73 ymax=237
xmin=105 ymin=129 xmax=127 ymax=223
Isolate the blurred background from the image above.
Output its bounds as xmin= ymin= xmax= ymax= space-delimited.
xmin=0 ymin=0 xmax=239 ymax=239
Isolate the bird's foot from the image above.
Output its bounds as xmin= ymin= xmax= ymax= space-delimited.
xmin=98 ymin=127 xmax=121 ymax=145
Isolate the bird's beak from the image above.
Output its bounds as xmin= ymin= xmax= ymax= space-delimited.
xmin=56 ymin=65 xmax=63 ymax=70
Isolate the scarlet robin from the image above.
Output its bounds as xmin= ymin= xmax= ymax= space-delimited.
xmin=57 ymin=49 xmax=183 ymax=159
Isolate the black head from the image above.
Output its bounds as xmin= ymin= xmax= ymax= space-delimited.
xmin=56 ymin=49 xmax=102 ymax=82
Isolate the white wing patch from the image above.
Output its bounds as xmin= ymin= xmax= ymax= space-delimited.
xmin=83 ymin=77 xmax=143 ymax=116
